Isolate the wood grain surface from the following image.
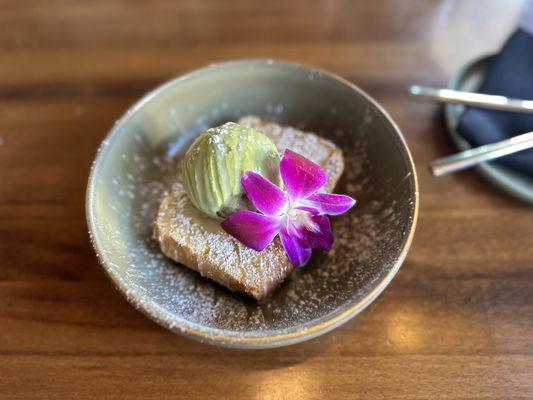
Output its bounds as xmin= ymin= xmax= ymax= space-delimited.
xmin=1 ymin=0 xmax=533 ymax=398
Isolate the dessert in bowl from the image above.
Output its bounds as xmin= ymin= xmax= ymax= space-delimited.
xmin=86 ymin=60 xmax=418 ymax=348
xmin=155 ymin=118 xmax=353 ymax=301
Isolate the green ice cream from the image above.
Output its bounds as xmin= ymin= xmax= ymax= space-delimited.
xmin=182 ymin=122 xmax=280 ymax=219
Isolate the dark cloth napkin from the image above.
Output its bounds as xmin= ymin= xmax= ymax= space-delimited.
xmin=457 ymin=28 xmax=533 ymax=178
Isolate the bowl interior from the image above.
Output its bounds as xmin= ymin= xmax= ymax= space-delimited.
xmin=88 ymin=61 xmax=417 ymax=347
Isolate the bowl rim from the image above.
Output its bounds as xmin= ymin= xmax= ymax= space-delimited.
xmin=86 ymin=59 xmax=419 ymax=348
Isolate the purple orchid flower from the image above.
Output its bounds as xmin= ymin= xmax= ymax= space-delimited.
xmin=221 ymin=149 xmax=356 ymax=267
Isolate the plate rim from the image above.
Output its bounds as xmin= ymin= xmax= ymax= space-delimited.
xmin=86 ymin=59 xmax=419 ymax=348
xmin=444 ymin=54 xmax=533 ymax=204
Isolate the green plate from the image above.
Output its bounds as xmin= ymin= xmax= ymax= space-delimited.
xmin=445 ymin=54 xmax=533 ymax=203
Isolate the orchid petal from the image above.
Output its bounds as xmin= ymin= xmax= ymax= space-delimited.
xmin=280 ymin=149 xmax=328 ymax=201
xmin=280 ymin=228 xmax=312 ymax=267
xmin=221 ymin=211 xmax=281 ymax=252
xmin=297 ymin=215 xmax=333 ymax=251
xmin=301 ymin=193 xmax=356 ymax=216
xmin=241 ymin=171 xmax=288 ymax=216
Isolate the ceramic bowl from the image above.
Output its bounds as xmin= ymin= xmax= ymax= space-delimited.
xmin=86 ymin=60 xmax=418 ymax=348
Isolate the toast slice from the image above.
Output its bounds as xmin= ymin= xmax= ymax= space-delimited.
xmin=154 ymin=117 xmax=344 ymax=301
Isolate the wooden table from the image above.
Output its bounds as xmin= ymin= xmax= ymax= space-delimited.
xmin=1 ymin=1 xmax=532 ymax=398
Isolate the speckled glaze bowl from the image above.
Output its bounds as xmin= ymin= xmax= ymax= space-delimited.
xmin=86 ymin=60 xmax=418 ymax=348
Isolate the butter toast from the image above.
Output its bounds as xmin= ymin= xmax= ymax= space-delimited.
xmin=154 ymin=117 xmax=344 ymax=301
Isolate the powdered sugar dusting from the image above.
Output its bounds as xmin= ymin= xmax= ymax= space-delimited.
xmin=89 ymin=90 xmax=416 ymax=346
xmin=86 ymin=61 xmax=419 ymax=346
xmin=91 ymin=114 xmax=413 ymax=336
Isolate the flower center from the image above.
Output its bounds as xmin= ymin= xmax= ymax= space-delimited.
xmin=285 ymin=206 xmax=318 ymax=233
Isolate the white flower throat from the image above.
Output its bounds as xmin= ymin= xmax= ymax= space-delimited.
xmin=283 ymin=203 xmax=319 ymax=233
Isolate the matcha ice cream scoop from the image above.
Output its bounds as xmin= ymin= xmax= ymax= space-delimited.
xmin=182 ymin=122 xmax=280 ymax=219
